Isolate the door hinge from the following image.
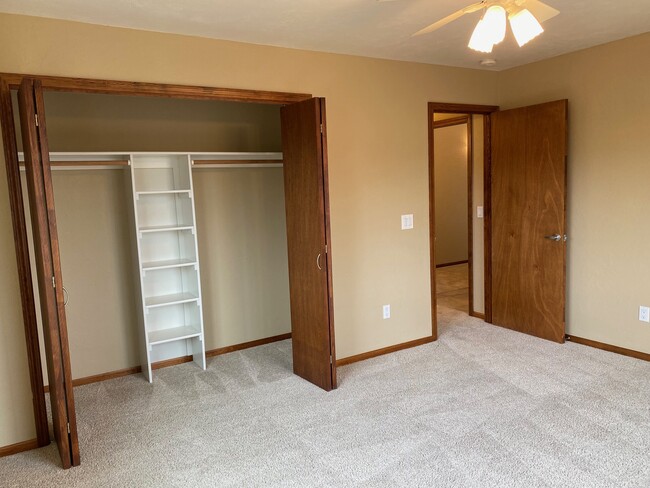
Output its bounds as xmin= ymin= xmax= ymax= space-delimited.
xmin=52 ymin=276 xmax=56 ymax=288
xmin=67 ymin=422 xmax=70 ymax=434
xmin=330 ymin=355 xmax=333 ymax=365
xmin=35 ymin=114 xmax=39 ymax=127
xmin=325 ymin=244 xmax=328 ymax=254
xmin=320 ymin=123 xmax=323 ymax=134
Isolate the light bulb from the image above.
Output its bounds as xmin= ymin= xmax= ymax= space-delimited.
xmin=509 ymin=8 xmax=544 ymax=47
xmin=468 ymin=19 xmax=494 ymax=53
xmin=482 ymin=5 xmax=507 ymax=45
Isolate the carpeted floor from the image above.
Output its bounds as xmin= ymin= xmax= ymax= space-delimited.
xmin=2 ymin=306 xmax=650 ymax=487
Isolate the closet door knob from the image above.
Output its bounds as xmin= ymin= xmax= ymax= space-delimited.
xmin=316 ymin=253 xmax=322 ymax=270
xmin=63 ymin=286 xmax=69 ymax=306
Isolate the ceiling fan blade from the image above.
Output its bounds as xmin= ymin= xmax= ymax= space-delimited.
xmin=522 ymin=0 xmax=560 ymax=23
xmin=412 ymin=1 xmax=486 ymax=37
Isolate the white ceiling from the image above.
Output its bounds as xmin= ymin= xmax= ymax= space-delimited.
xmin=1 ymin=0 xmax=649 ymax=70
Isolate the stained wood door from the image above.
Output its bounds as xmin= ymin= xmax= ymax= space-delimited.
xmin=17 ymin=78 xmax=80 ymax=468
xmin=281 ymin=97 xmax=336 ymax=391
xmin=491 ymin=100 xmax=567 ymax=343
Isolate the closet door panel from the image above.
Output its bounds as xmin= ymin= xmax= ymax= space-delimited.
xmin=281 ymin=97 xmax=336 ymax=391
xmin=18 ymin=78 xmax=80 ymax=468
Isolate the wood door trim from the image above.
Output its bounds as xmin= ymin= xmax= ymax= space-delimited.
xmin=336 ymin=336 xmax=434 ymax=366
xmin=1 ymin=72 xmax=312 ymax=104
xmin=566 ymin=335 xmax=650 ymax=362
xmin=435 ymin=259 xmax=469 ymax=268
xmin=42 ymin=333 xmax=293 ymax=393
xmin=429 ymin=103 xmax=499 ymax=114
xmin=433 ymin=115 xmax=469 ymax=129
xmin=428 ymin=102 xmax=499 ymax=338
xmin=0 ymin=438 xmax=40 ymax=458
xmin=0 ymin=80 xmax=50 ymax=447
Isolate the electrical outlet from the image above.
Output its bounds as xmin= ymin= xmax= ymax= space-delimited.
xmin=383 ymin=304 xmax=391 ymax=319
xmin=639 ymin=306 xmax=650 ymax=323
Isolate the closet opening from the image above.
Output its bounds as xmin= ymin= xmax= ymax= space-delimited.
xmin=1 ymin=74 xmax=337 ymax=468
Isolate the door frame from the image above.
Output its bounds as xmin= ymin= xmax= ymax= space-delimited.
xmin=0 ymin=71 xmax=329 ymax=454
xmin=428 ymin=102 xmax=498 ymax=339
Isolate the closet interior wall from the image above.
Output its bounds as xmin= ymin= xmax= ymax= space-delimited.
xmin=12 ymin=91 xmax=291 ymax=383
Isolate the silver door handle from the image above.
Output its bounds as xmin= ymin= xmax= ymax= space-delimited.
xmin=316 ymin=253 xmax=322 ymax=270
xmin=544 ymin=234 xmax=562 ymax=242
xmin=63 ymin=286 xmax=69 ymax=306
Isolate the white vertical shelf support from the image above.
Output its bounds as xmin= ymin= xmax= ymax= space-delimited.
xmin=129 ymin=153 xmax=206 ymax=382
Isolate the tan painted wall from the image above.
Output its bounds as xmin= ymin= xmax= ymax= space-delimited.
xmin=0 ymin=13 xmax=501 ymax=447
xmin=471 ymin=115 xmax=485 ymax=315
xmin=497 ymin=33 xmax=650 ymax=354
xmin=434 ymin=123 xmax=468 ymax=265
xmin=0 ymin=136 xmax=37 ymax=447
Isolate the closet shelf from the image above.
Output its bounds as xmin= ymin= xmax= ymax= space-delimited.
xmin=136 ymin=189 xmax=192 ymax=196
xmin=142 ymin=258 xmax=197 ymax=271
xmin=145 ymin=292 xmax=199 ymax=309
xmin=148 ymin=325 xmax=202 ymax=346
xmin=138 ymin=224 xmax=194 ymax=234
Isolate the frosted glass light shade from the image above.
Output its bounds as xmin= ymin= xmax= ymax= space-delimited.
xmin=483 ymin=5 xmax=507 ymax=45
xmin=509 ymin=8 xmax=544 ymax=46
xmin=468 ymin=19 xmax=494 ymax=53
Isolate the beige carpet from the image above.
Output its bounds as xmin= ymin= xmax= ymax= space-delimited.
xmin=2 ymin=306 xmax=650 ymax=487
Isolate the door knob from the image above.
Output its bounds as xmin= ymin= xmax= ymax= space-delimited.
xmin=544 ymin=234 xmax=562 ymax=242
xmin=316 ymin=253 xmax=322 ymax=270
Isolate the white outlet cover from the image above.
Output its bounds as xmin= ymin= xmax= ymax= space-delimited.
xmin=640 ymin=306 xmax=650 ymax=323
xmin=383 ymin=304 xmax=391 ymax=319
xmin=401 ymin=214 xmax=414 ymax=230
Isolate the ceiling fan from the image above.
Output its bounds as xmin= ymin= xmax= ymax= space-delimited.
xmin=379 ymin=0 xmax=560 ymax=53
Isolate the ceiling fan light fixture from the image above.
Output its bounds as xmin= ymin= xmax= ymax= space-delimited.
xmin=482 ymin=5 xmax=507 ymax=45
xmin=468 ymin=19 xmax=494 ymax=53
xmin=509 ymin=8 xmax=544 ymax=47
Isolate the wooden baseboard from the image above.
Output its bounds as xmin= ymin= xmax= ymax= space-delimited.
xmin=469 ymin=311 xmax=486 ymax=320
xmin=0 ymin=438 xmax=40 ymax=458
xmin=336 ymin=336 xmax=435 ymax=367
xmin=44 ymin=333 xmax=292 ymax=392
xmin=436 ymin=260 xmax=468 ymax=268
xmin=566 ymin=335 xmax=650 ymax=362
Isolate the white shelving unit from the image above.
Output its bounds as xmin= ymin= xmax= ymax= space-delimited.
xmin=129 ymin=154 xmax=206 ymax=382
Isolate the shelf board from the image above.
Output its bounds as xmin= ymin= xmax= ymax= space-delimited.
xmin=139 ymin=224 xmax=194 ymax=234
xmin=142 ymin=258 xmax=197 ymax=271
xmin=145 ymin=292 xmax=199 ymax=308
xmin=136 ymin=189 xmax=192 ymax=196
xmin=148 ymin=325 xmax=202 ymax=346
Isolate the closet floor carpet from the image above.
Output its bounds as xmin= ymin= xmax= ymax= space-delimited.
xmin=2 ymin=306 xmax=650 ymax=487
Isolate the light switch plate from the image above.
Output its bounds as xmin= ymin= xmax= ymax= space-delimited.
xmin=383 ymin=304 xmax=391 ymax=319
xmin=477 ymin=206 xmax=484 ymax=219
xmin=401 ymin=214 xmax=414 ymax=230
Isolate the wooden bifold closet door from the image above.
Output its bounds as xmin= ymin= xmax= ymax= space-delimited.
xmin=17 ymin=78 xmax=80 ymax=468
xmin=490 ymin=100 xmax=568 ymax=343
xmin=281 ymin=98 xmax=337 ymax=391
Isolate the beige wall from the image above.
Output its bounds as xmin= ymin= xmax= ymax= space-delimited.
xmin=434 ymin=123 xmax=468 ymax=265
xmin=497 ymin=32 xmax=650 ymax=354
xmin=471 ymin=115 xmax=485 ymax=315
xmin=0 ymin=137 xmax=37 ymax=447
xmin=0 ymin=13 xmax=502 ymax=447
